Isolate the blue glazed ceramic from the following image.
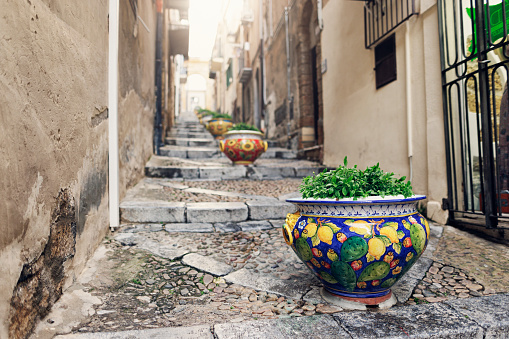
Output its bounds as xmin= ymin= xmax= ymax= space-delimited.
xmin=283 ymin=195 xmax=428 ymax=301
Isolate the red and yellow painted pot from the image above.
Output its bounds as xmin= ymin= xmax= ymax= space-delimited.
xmin=219 ymin=130 xmax=268 ymax=165
xmin=206 ymin=118 xmax=233 ymax=138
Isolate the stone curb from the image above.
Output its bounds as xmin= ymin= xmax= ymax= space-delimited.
xmin=120 ymin=200 xmax=297 ymax=224
xmin=53 ymin=294 xmax=509 ymax=338
xmin=118 ymin=220 xmax=285 ymax=234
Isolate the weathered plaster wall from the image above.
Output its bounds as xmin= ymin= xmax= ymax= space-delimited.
xmin=321 ymin=1 xmax=448 ymax=222
xmin=0 ymin=0 xmax=156 ymax=337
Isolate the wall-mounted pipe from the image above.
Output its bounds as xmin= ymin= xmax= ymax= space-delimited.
xmin=405 ymin=20 xmax=413 ymax=182
xmin=108 ymin=0 xmax=120 ymax=229
xmin=284 ymin=7 xmax=292 ymax=149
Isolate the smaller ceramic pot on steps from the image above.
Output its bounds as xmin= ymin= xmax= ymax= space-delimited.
xmin=219 ymin=130 xmax=268 ymax=165
xmin=206 ymin=118 xmax=233 ymax=138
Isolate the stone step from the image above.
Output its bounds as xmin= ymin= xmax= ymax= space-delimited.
xmin=165 ymin=137 xmax=218 ymax=147
xmin=159 ymin=145 xmax=297 ymax=160
xmin=170 ymin=127 xmax=208 ymax=134
xmin=144 ymin=156 xmax=324 ymax=180
xmin=119 ymin=178 xmax=297 ymax=223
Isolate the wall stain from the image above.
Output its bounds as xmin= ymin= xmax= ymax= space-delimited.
xmin=9 ymin=189 xmax=77 ymax=339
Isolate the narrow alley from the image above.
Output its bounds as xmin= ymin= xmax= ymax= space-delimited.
xmin=2 ymin=0 xmax=509 ymax=338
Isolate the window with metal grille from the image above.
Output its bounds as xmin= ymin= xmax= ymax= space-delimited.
xmin=374 ymin=34 xmax=396 ymax=89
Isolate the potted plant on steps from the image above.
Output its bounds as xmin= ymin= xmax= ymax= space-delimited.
xmin=219 ymin=122 xmax=268 ymax=165
xmin=282 ymin=157 xmax=428 ymax=309
xmin=205 ymin=113 xmax=233 ymax=139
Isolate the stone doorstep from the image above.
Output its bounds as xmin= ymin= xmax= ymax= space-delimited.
xmin=53 ymin=294 xmax=509 ymax=338
xmin=120 ymin=200 xmax=294 ymax=224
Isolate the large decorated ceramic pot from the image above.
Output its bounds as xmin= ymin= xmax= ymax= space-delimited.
xmin=206 ymin=118 xmax=233 ymax=138
xmin=282 ymin=195 xmax=428 ymax=305
xmin=219 ymin=130 xmax=268 ymax=165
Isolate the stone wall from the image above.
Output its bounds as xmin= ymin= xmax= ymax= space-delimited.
xmin=0 ymin=0 xmax=157 ymax=337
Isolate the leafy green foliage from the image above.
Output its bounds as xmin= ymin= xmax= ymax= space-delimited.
xmin=299 ymin=157 xmax=413 ymax=200
xmin=228 ymin=122 xmax=261 ymax=132
xmin=208 ymin=112 xmax=232 ymax=119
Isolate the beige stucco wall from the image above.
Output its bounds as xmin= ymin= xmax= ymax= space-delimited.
xmin=0 ymin=0 xmax=155 ymax=336
xmin=321 ymin=1 xmax=448 ymax=222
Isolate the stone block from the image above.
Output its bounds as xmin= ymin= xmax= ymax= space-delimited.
xmin=214 ymin=315 xmax=349 ymax=339
xmin=247 ymin=200 xmax=297 ymax=220
xmin=333 ymin=303 xmax=484 ymax=338
xmin=120 ymin=201 xmax=186 ymax=223
xmin=145 ymin=166 xmax=200 ymax=179
xmin=182 ymin=253 xmax=232 ymax=276
xmin=186 ymin=202 xmax=248 ymax=223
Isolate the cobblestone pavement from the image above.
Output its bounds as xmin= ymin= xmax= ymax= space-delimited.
xmin=33 ymin=220 xmax=508 ymax=337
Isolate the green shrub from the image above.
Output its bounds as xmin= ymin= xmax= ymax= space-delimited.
xmin=300 ymin=157 xmax=413 ymax=200
xmin=228 ymin=122 xmax=261 ymax=132
xmin=210 ymin=112 xmax=232 ymax=119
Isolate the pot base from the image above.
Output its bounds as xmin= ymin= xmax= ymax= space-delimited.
xmin=320 ymin=287 xmax=397 ymax=310
xmin=233 ymin=160 xmax=255 ymax=165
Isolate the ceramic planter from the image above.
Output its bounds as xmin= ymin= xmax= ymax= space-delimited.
xmin=206 ymin=118 xmax=233 ymax=138
xmin=219 ymin=130 xmax=268 ymax=165
xmin=283 ymin=195 xmax=428 ymax=305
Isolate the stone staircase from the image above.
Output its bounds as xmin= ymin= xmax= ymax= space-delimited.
xmin=119 ymin=111 xmax=324 ymax=226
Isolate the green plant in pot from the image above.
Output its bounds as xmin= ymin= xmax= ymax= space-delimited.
xmin=219 ymin=123 xmax=268 ymax=165
xmin=206 ymin=113 xmax=233 ymax=139
xmin=282 ymin=157 xmax=428 ymax=308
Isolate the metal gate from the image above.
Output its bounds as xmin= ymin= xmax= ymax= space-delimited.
xmin=438 ymin=0 xmax=509 ymax=229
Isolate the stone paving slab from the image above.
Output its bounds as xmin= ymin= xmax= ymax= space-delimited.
xmin=333 ymin=302 xmax=484 ymax=338
xmin=214 ymin=315 xmax=349 ymax=339
xmin=165 ymin=137 xmax=217 ymax=147
xmin=445 ymin=293 xmax=509 ymax=338
xmin=54 ymin=324 xmax=213 ymax=338
xmin=164 ymin=223 xmax=214 ymax=233
xmin=237 ymin=220 xmax=273 ymax=231
xmin=223 ymin=268 xmax=318 ymax=300
xmin=182 ymin=253 xmax=233 ymax=276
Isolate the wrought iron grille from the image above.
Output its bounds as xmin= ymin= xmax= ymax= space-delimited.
xmin=364 ymin=0 xmax=417 ymax=48
xmin=438 ymin=0 xmax=509 ymax=229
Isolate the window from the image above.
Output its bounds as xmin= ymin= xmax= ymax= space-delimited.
xmin=226 ymin=62 xmax=233 ymax=88
xmin=374 ymin=34 xmax=396 ymax=89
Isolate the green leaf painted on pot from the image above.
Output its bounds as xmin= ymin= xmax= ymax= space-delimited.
xmin=324 ymin=222 xmax=340 ymax=233
xmin=340 ymin=236 xmax=368 ymax=262
xmin=308 ymin=217 xmax=316 ymax=224
xmin=392 ymin=242 xmax=402 ymax=255
xmin=397 ymin=230 xmax=405 ymax=239
xmin=376 ymin=235 xmax=392 ymax=247
xmin=295 ymin=238 xmax=313 ymax=261
xmin=410 ymin=224 xmax=426 ymax=256
xmin=331 ymin=261 xmax=357 ymax=291
xmin=358 ymin=262 xmax=390 ymax=282
xmin=344 ymin=219 xmax=355 ymax=226
xmin=311 ymin=233 xmax=320 ymax=247
xmin=381 ymin=277 xmax=397 ymax=288
xmin=320 ymin=271 xmax=338 ymax=284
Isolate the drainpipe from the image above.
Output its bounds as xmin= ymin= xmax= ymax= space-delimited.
xmin=108 ymin=0 xmax=120 ymax=229
xmin=154 ymin=0 xmax=163 ymax=155
xmin=259 ymin=0 xmax=266 ymax=132
xmin=405 ymin=20 xmax=413 ymax=182
xmin=284 ymin=7 xmax=292 ymax=149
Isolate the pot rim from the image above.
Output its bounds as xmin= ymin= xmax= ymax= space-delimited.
xmin=286 ymin=194 xmax=426 ymax=205
xmin=224 ymin=130 xmax=264 ymax=136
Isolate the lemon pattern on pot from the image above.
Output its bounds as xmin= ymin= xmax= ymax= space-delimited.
xmin=284 ymin=212 xmax=430 ymax=296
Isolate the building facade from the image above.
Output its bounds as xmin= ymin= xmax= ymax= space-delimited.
xmin=211 ymin=0 xmax=509 ymax=237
